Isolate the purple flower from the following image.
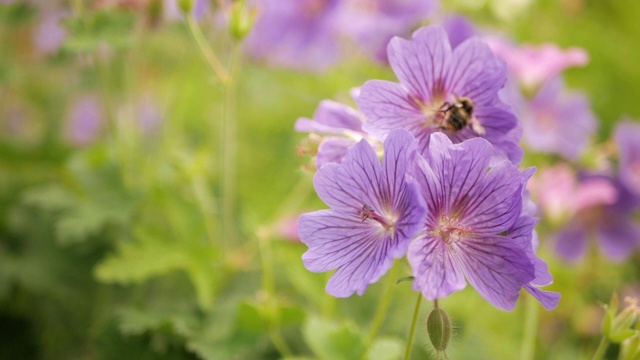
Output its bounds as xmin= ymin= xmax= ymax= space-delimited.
xmin=408 ymin=133 xmax=548 ymax=310
xmin=517 ymin=77 xmax=597 ymax=160
xmin=486 ymin=38 xmax=589 ymax=91
xmin=529 ymin=163 xmax=617 ymax=224
xmin=615 ymin=120 xmax=640 ymax=196
xmin=34 ymin=10 xmax=67 ymax=54
xmin=553 ymin=172 xmax=640 ymax=262
xmin=245 ymin=0 xmax=341 ymax=71
xmin=298 ymin=129 xmax=425 ymax=297
xmin=335 ymin=0 xmax=436 ymax=63
xmin=137 ymin=95 xmax=162 ymax=134
xmin=441 ymin=14 xmax=476 ymax=49
xmin=295 ymin=99 xmax=377 ymax=168
xmin=65 ymin=95 xmax=104 ymax=146
xmin=357 ymin=26 xmax=522 ymax=163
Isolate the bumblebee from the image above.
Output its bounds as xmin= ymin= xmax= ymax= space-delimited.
xmin=438 ymin=96 xmax=485 ymax=135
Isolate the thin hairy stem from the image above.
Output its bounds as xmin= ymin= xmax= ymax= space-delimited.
xmin=404 ymin=293 xmax=423 ymax=360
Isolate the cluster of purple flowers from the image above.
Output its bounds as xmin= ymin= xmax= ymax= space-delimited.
xmin=244 ymin=0 xmax=436 ymax=70
xmin=297 ymin=25 xmax=559 ymax=311
xmin=529 ymin=122 xmax=640 ymax=263
xmin=475 ymin=24 xmax=640 ymax=263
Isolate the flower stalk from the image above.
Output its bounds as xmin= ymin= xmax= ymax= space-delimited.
xmin=404 ymin=293 xmax=423 ymax=360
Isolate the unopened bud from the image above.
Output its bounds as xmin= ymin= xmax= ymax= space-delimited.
xmin=229 ymin=0 xmax=256 ymax=41
xmin=178 ymin=0 xmax=194 ymax=15
xmin=427 ymin=307 xmax=452 ymax=353
xmin=602 ymin=293 xmax=640 ymax=343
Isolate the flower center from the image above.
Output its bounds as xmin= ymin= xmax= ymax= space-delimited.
xmin=358 ymin=204 xmax=396 ymax=230
xmin=432 ymin=215 xmax=466 ymax=244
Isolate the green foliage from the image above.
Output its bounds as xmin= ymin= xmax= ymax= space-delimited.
xmin=302 ymin=316 xmax=403 ymax=360
xmin=1 ymin=1 xmax=640 ymax=359
xmin=63 ymin=10 xmax=136 ymax=52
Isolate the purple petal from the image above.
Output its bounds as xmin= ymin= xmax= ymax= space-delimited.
xmin=381 ymin=130 xmax=426 ymax=243
xmin=475 ymin=106 xmax=518 ymax=140
xmin=299 ymin=211 xmax=397 ymax=297
xmin=313 ymin=100 xmax=364 ymax=131
xmin=381 ymin=129 xmax=415 ymax=206
xmin=387 ymin=26 xmax=452 ymax=102
xmin=509 ymin=216 xmax=553 ymax=286
xmin=422 ymin=134 xmax=523 ymax=234
xmin=448 ymin=38 xmax=507 ymax=107
xmin=459 ymin=161 xmax=524 ymax=234
xmin=525 ymin=284 xmax=561 ymax=310
xmin=358 ymin=80 xmax=425 ymax=139
xmin=313 ymin=139 xmax=382 ymax=213
xmin=454 ymin=235 xmax=535 ymax=311
xmin=316 ymin=137 xmax=356 ymax=168
xmin=408 ymin=235 xmax=467 ymax=299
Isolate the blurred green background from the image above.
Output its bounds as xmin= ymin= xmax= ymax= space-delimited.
xmin=1 ymin=0 xmax=640 ymax=359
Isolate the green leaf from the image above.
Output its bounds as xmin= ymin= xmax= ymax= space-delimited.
xmin=95 ymin=227 xmax=223 ymax=310
xmin=303 ymin=316 xmax=366 ymax=360
xmin=237 ymin=300 xmax=306 ymax=334
xmin=611 ymin=329 xmax=639 ymax=343
xmin=94 ymin=229 xmax=189 ymax=284
xmin=275 ymin=243 xmax=326 ymax=308
xmin=21 ymin=184 xmax=76 ymax=212
xmin=396 ymin=276 xmax=415 ymax=285
xmin=367 ymin=338 xmax=403 ymax=360
xmin=237 ymin=302 xmax=269 ymax=334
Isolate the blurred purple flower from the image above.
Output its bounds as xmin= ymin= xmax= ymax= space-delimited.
xmin=486 ymin=38 xmax=589 ymax=90
xmin=245 ymin=0 xmax=341 ymax=71
xmin=34 ymin=10 xmax=67 ymax=54
xmin=517 ymin=77 xmax=597 ymax=160
xmin=65 ymin=95 xmax=104 ymax=146
xmin=298 ymin=129 xmax=425 ymax=297
xmin=529 ymin=164 xmax=617 ymax=224
xmin=357 ymin=26 xmax=522 ymax=163
xmin=137 ymin=95 xmax=162 ymax=134
xmin=295 ymin=99 xmax=378 ymax=168
xmin=441 ymin=14 xmax=476 ymax=49
xmin=335 ymin=0 xmax=436 ymax=63
xmin=532 ymin=167 xmax=640 ymax=262
xmin=408 ymin=133 xmax=546 ymax=310
xmin=616 ymin=120 xmax=640 ymax=196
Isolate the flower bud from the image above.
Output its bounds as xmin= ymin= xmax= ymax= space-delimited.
xmin=228 ymin=0 xmax=256 ymax=41
xmin=427 ymin=307 xmax=452 ymax=353
xmin=178 ymin=0 xmax=194 ymax=15
xmin=602 ymin=293 xmax=640 ymax=343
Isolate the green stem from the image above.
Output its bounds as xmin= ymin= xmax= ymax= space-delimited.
xmin=257 ymin=231 xmax=293 ymax=357
xmin=404 ymin=293 xmax=423 ymax=360
xmin=185 ymin=15 xmax=239 ymax=248
xmin=520 ymin=297 xmax=540 ymax=360
xmin=592 ymin=336 xmax=609 ymax=360
xmin=185 ymin=17 xmax=230 ymax=84
xmin=362 ymin=265 xmax=398 ymax=358
xmin=191 ymin=175 xmax=218 ymax=245
xmin=220 ymin=44 xmax=240 ymax=247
